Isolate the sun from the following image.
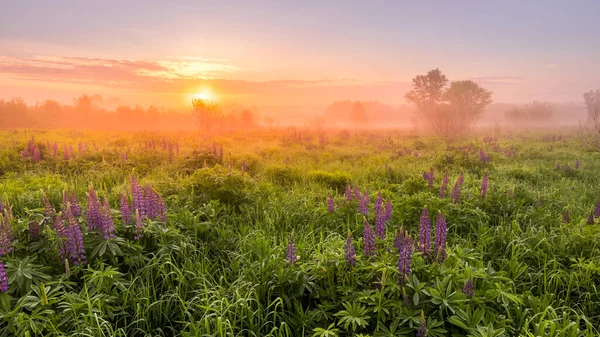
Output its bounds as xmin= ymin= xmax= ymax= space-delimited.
xmin=194 ymin=93 xmax=211 ymax=101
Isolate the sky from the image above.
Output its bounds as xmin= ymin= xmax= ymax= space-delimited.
xmin=1 ymin=0 xmax=599 ymax=111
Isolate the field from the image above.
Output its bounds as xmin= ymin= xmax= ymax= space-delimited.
xmin=0 ymin=128 xmax=599 ymax=337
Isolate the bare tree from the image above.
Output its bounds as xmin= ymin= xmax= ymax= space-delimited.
xmin=584 ymin=90 xmax=600 ymax=133
xmin=191 ymin=97 xmax=222 ymax=136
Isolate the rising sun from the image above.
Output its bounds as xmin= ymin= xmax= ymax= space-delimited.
xmin=194 ymin=93 xmax=211 ymax=101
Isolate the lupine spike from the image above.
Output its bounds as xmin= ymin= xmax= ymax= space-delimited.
xmin=480 ymin=171 xmax=489 ymax=198
xmin=439 ymin=169 xmax=449 ymax=198
xmin=134 ymin=209 xmax=144 ymax=240
xmin=417 ymin=312 xmax=427 ymax=337
xmin=563 ymin=209 xmax=570 ymax=223
xmin=363 ymin=219 xmax=376 ymax=257
xmin=327 ymin=195 xmax=335 ymax=213
xmin=462 ymin=279 xmax=474 ymax=297
xmin=397 ymin=234 xmax=413 ymax=285
xmin=433 ymin=211 xmax=447 ymax=263
xmin=100 ymin=199 xmax=116 ymax=240
xmin=345 ymin=230 xmax=356 ymax=267
xmin=120 ymin=193 xmax=132 ymax=224
xmin=418 ymin=206 xmax=431 ymax=259
xmin=0 ymin=212 xmax=14 ymax=257
xmin=0 ymin=261 xmax=8 ymax=292
xmin=587 ymin=209 xmax=595 ymax=225
xmin=451 ymin=178 xmax=461 ymax=203
xmin=345 ymin=183 xmax=352 ymax=201
xmin=374 ymin=191 xmax=383 ymax=216
xmin=64 ymin=204 xmax=86 ymax=266
xmin=384 ymin=198 xmax=392 ymax=222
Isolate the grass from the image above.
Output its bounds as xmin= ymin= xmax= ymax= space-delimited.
xmin=0 ymin=128 xmax=599 ymax=337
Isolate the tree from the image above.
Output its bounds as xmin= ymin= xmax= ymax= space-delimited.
xmin=240 ymin=109 xmax=255 ymax=128
xmin=350 ymin=101 xmax=368 ymax=127
xmin=405 ymin=69 xmax=492 ymax=137
xmin=584 ymin=90 xmax=600 ymax=133
xmin=191 ymin=97 xmax=222 ymax=135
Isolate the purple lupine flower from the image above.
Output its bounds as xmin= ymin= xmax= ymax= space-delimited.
xmin=384 ymin=198 xmax=392 ymax=222
xmin=29 ymin=221 xmax=40 ymax=241
xmin=86 ymin=187 xmax=102 ymax=232
xmin=121 ymin=152 xmax=127 ymax=162
xmin=0 ymin=211 xmax=14 ymax=257
xmin=462 ymin=279 xmax=474 ymax=297
xmin=358 ymin=191 xmax=369 ymax=215
xmin=418 ymin=206 xmax=431 ymax=259
xmin=575 ymin=159 xmax=580 ymax=169
xmin=33 ymin=146 xmax=41 ymax=163
xmin=69 ymin=146 xmax=75 ymax=159
xmin=100 ymin=199 xmax=116 ymax=240
xmin=353 ymin=185 xmax=360 ymax=200
xmin=397 ymin=235 xmax=413 ymax=285
xmin=393 ymin=228 xmax=406 ymax=251
xmin=423 ymin=171 xmax=430 ymax=184
xmin=595 ymin=199 xmax=600 ymax=218
xmin=345 ymin=183 xmax=352 ymax=201
xmin=242 ymin=160 xmax=247 ymax=176
xmin=425 ymin=168 xmax=434 ymax=187
xmin=131 ymin=172 xmax=146 ymax=219
xmin=63 ymin=145 xmax=70 ymax=161
xmin=120 ymin=193 xmax=132 ymax=224
xmin=417 ymin=312 xmax=427 ymax=337
xmin=286 ymin=232 xmax=297 ymax=266
xmin=563 ymin=210 xmax=570 ymax=223
xmin=374 ymin=191 xmax=383 ymax=216
xmin=64 ymin=205 xmax=86 ymax=266
xmin=0 ymin=199 xmax=3 ymax=214
xmin=363 ymin=219 xmax=376 ymax=257
xmin=0 ymin=261 xmax=8 ymax=292
xmin=64 ymin=191 xmax=81 ymax=218
xmin=480 ymin=171 xmax=489 ymax=199
xmin=451 ymin=179 xmax=461 ymax=203
xmin=327 ymin=195 xmax=335 ymax=213
xmin=439 ymin=169 xmax=449 ymax=198
xmin=42 ymin=192 xmax=56 ymax=224
xmin=53 ymin=142 xmax=58 ymax=157
xmin=458 ymin=171 xmax=465 ymax=187
xmin=345 ymin=231 xmax=356 ymax=267
xmin=54 ymin=214 xmax=68 ymax=262
xmin=22 ymin=146 xmax=29 ymax=158
xmin=375 ymin=210 xmax=385 ymax=239
xmin=433 ymin=211 xmax=447 ymax=263
xmin=155 ymin=190 xmax=167 ymax=223
xmin=144 ymin=184 xmax=155 ymax=220
xmin=134 ymin=209 xmax=144 ymax=240
xmin=587 ymin=209 xmax=595 ymax=225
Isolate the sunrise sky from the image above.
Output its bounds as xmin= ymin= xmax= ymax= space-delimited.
xmin=1 ymin=0 xmax=599 ymax=110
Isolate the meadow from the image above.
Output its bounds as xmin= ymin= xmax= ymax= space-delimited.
xmin=0 ymin=128 xmax=599 ymax=337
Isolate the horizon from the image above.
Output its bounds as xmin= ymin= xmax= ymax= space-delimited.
xmin=1 ymin=1 xmax=599 ymax=113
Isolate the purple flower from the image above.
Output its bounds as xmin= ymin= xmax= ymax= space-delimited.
xmin=563 ymin=210 xmax=570 ymax=223
xmin=462 ymin=279 xmax=474 ymax=297
xmin=458 ymin=171 xmax=465 ymax=187
xmin=120 ymin=193 xmax=132 ymax=225
xmin=417 ymin=312 xmax=427 ymax=337
xmin=374 ymin=191 xmax=383 ymax=216
xmin=345 ymin=231 xmax=356 ymax=267
xmin=121 ymin=152 xmax=127 ymax=162
xmin=363 ymin=219 xmax=376 ymax=257
xmin=286 ymin=232 xmax=297 ymax=266
xmin=54 ymin=214 xmax=68 ymax=262
xmin=439 ymin=170 xmax=449 ymax=198
xmin=86 ymin=188 xmax=102 ymax=232
xmin=64 ymin=206 xmax=86 ymax=266
xmin=397 ymin=234 xmax=413 ymax=285
xmin=0 ymin=262 xmax=8 ymax=292
xmin=575 ymin=159 xmax=580 ymax=169
xmin=144 ymin=184 xmax=155 ymax=220
xmin=33 ymin=146 xmax=41 ymax=163
xmin=384 ymin=198 xmax=392 ymax=222
xmin=0 ymin=199 xmax=3 ymax=214
xmin=64 ymin=191 xmax=81 ymax=218
xmin=423 ymin=168 xmax=434 ymax=187
xmin=375 ymin=211 xmax=385 ymax=239
xmin=134 ymin=209 xmax=144 ymax=240
xmin=131 ymin=172 xmax=146 ymax=219
xmin=587 ymin=209 xmax=595 ymax=225
xmin=42 ymin=192 xmax=56 ymax=224
xmin=100 ymin=199 xmax=116 ymax=240
xmin=242 ymin=160 xmax=247 ymax=175
xmin=29 ymin=221 xmax=40 ymax=241
xmin=433 ymin=212 xmax=447 ymax=263
xmin=451 ymin=179 xmax=461 ymax=204
xmin=359 ymin=191 xmax=369 ymax=215
xmin=595 ymin=200 xmax=600 ymax=218
xmin=0 ymin=211 xmax=14 ymax=257
xmin=327 ymin=195 xmax=335 ymax=213
xmin=63 ymin=145 xmax=70 ymax=161
xmin=345 ymin=183 xmax=352 ymax=201
xmin=353 ymin=185 xmax=360 ymax=200
xmin=480 ymin=171 xmax=489 ymax=198
xmin=418 ymin=206 xmax=431 ymax=259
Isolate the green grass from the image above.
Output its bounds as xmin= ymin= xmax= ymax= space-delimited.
xmin=0 ymin=128 xmax=599 ymax=337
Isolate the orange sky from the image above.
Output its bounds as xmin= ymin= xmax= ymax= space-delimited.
xmin=1 ymin=1 xmax=599 ymax=111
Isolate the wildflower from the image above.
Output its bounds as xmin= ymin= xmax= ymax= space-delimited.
xmin=423 ymin=168 xmax=434 ymax=187
xmin=359 ymin=191 xmax=369 ymax=215
xmin=134 ymin=209 xmax=144 ymax=240
xmin=64 ymin=205 xmax=86 ymax=266
xmin=397 ymin=235 xmax=413 ymax=285
xmin=462 ymin=279 xmax=474 ymax=297
xmin=433 ymin=211 xmax=447 ymax=263
xmin=0 ymin=200 xmax=3 ymax=214
xmin=345 ymin=231 xmax=356 ymax=267
xmin=86 ymin=187 xmax=102 ymax=232
xmin=563 ymin=209 xmax=570 ymax=223
xmin=384 ymin=198 xmax=392 ymax=222
xmin=22 ymin=146 xmax=29 ymax=158
xmin=345 ymin=183 xmax=352 ymax=201
xmin=575 ymin=159 xmax=580 ymax=169
xmin=131 ymin=172 xmax=146 ymax=219
xmin=242 ymin=160 xmax=247 ymax=176
xmin=458 ymin=171 xmax=465 ymax=187
xmin=327 ymin=195 xmax=335 ymax=213
xmin=100 ymin=199 xmax=116 ymax=240
xmin=29 ymin=221 xmax=40 ymax=240
xmin=144 ymin=184 xmax=155 ymax=220
xmin=63 ymin=145 xmax=70 ymax=161
xmin=451 ymin=179 xmax=461 ymax=203
xmin=0 ymin=261 xmax=8 ymax=292
xmin=417 ymin=312 xmax=427 ymax=337
xmin=33 ymin=146 xmax=41 ymax=163
xmin=439 ymin=169 xmax=449 ymax=198
xmin=587 ymin=209 xmax=595 ymax=225
xmin=353 ymin=185 xmax=360 ymax=200
xmin=64 ymin=191 xmax=81 ymax=218
xmin=418 ymin=206 xmax=431 ymax=259
xmin=0 ymin=212 xmax=14 ymax=257
xmin=393 ymin=227 xmax=406 ymax=251
xmin=121 ymin=152 xmax=127 ymax=162
xmin=363 ymin=219 xmax=376 ymax=256
xmin=286 ymin=232 xmax=297 ymax=266
xmin=374 ymin=191 xmax=383 ymax=216
xmin=120 ymin=193 xmax=132 ymax=224
xmin=480 ymin=171 xmax=489 ymax=198
xmin=42 ymin=192 xmax=56 ymax=224
xmin=595 ymin=199 xmax=600 ymax=218
xmin=375 ymin=210 xmax=385 ymax=239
